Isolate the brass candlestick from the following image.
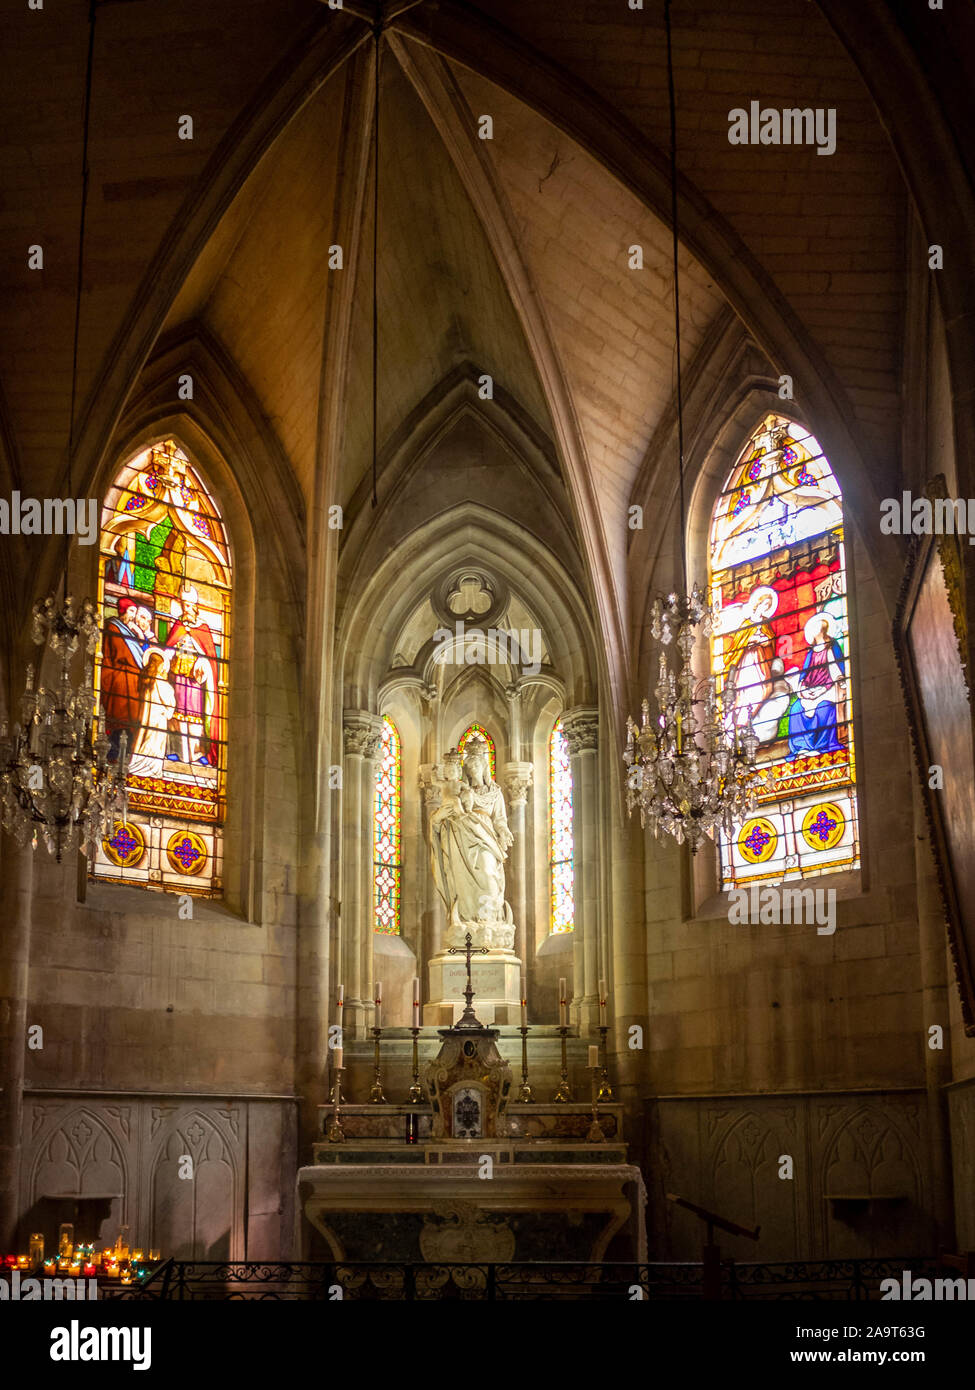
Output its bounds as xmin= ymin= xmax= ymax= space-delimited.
xmin=587 ymin=1065 xmax=605 ymax=1143
xmin=553 ymin=1024 xmax=572 ymax=1102
xmin=408 ymin=1025 xmax=423 ymax=1102
xmin=369 ymin=1027 xmax=388 ymax=1103
xmin=518 ymin=1025 xmax=534 ymax=1102
xmin=327 ymin=1068 xmax=345 ymax=1143
xmin=597 ymin=1024 xmax=614 ymax=1101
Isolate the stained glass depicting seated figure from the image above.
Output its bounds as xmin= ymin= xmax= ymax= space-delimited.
xmin=91 ymin=440 xmax=230 ymax=896
xmin=709 ymin=414 xmax=859 ymax=888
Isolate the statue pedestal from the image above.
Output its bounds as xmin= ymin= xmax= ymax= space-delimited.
xmin=425 ymin=950 xmax=522 ymax=1026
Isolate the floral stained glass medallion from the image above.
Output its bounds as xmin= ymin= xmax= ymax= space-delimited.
xmin=709 ymin=414 xmax=859 ymax=887
xmin=91 ymin=440 xmax=230 ymax=895
xmin=374 ymin=717 xmax=402 ymax=935
xmin=550 ymin=718 xmax=574 ymax=933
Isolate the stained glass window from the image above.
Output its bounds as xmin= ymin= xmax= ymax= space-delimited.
xmin=91 ymin=440 xmax=230 ymax=895
xmin=550 ymin=718 xmax=574 ymax=932
xmin=458 ymin=722 xmax=496 ymax=778
xmin=709 ymin=413 xmax=859 ymax=888
xmin=373 ymin=716 xmax=402 ymax=935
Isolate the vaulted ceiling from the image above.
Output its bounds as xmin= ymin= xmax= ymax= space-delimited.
xmin=0 ymin=0 xmax=970 ymax=709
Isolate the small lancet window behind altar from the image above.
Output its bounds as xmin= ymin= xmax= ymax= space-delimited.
xmin=458 ymin=722 xmax=495 ymax=778
xmin=708 ymin=413 xmax=859 ymax=888
xmin=549 ymin=718 xmax=574 ymax=932
xmin=373 ymin=716 xmax=402 ymax=935
xmin=91 ymin=440 xmax=230 ymax=895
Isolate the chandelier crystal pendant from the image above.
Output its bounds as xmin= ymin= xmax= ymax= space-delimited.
xmin=0 ymin=595 xmax=130 ymax=863
xmin=622 ymin=0 xmax=760 ymax=852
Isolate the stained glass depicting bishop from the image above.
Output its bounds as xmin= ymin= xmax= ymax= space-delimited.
xmin=92 ymin=441 xmax=230 ymax=895
xmin=709 ymin=415 xmax=859 ymax=888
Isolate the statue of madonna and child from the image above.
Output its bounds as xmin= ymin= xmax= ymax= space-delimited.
xmin=428 ymin=734 xmax=516 ymax=953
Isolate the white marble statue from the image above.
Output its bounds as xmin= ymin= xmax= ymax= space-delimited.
xmin=429 ymin=734 xmax=515 ymax=952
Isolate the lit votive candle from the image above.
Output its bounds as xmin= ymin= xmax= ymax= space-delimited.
xmin=83 ymin=1263 xmax=96 ymax=1276
xmin=4 ymin=1255 xmax=17 ymax=1267
xmin=120 ymin=1271 xmax=133 ymax=1285
xmin=68 ymin=1261 xmax=81 ymax=1276
xmin=16 ymin=1255 xmax=29 ymax=1269
xmin=149 ymin=1249 xmax=160 ymax=1262
xmin=132 ymin=1249 xmax=144 ymax=1263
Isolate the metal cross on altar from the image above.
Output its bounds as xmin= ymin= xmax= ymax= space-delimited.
xmin=447 ymin=932 xmax=488 ymax=1028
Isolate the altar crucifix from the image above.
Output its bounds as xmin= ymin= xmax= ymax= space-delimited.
xmin=448 ymin=931 xmax=488 ymax=1029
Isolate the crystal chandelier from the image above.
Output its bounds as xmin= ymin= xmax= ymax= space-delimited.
xmin=0 ymin=5 xmax=129 ymax=864
xmin=623 ymin=587 xmax=759 ymax=850
xmin=0 ymin=595 xmax=130 ymax=862
xmin=622 ymin=0 xmax=760 ymax=851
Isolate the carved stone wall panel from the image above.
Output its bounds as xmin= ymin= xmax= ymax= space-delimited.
xmin=19 ymin=1094 xmax=293 ymax=1258
xmin=948 ymin=1080 xmax=975 ymax=1247
xmin=649 ymin=1090 xmax=931 ymax=1262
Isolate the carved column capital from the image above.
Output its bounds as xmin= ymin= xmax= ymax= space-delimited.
xmin=501 ymin=760 xmax=533 ymax=806
xmin=342 ymin=709 xmax=383 ymax=759
xmin=561 ymin=706 xmax=599 ymax=756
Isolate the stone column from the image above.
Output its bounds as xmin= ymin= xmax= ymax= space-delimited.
xmin=914 ymin=778 xmax=956 ymax=1247
xmin=0 ymin=840 xmax=33 ymax=1251
xmin=342 ymin=709 xmax=383 ymax=1039
xmin=502 ymin=761 xmax=533 ymax=972
xmin=418 ymin=764 xmax=444 ymax=961
xmin=561 ymin=707 xmax=599 ymax=1030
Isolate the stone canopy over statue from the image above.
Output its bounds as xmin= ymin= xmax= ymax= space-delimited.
xmin=428 ymin=735 xmax=516 ymax=953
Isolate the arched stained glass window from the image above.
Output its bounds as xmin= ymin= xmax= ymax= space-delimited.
xmin=92 ymin=440 xmax=230 ymax=896
xmin=709 ymin=413 xmax=859 ymax=887
xmin=458 ymin=722 xmax=496 ymax=778
xmin=373 ymin=716 xmax=402 ymax=935
xmin=549 ymin=718 xmax=574 ymax=932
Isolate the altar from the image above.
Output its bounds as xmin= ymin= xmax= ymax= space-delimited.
xmin=296 ymin=1158 xmax=646 ymax=1264
xmin=296 ymin=933 xmax=644 ymax=1264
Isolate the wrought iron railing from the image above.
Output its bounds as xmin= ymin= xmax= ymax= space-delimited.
xmin=100 ymin=1255 xmax=947 ymax=1301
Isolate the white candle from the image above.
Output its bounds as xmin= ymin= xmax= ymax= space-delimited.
xmin=412 ymin=977 xmax=420 ymax=1028
xmin=558 ymin=978 xmax=567 ymax=1026
xmin=599 ymin=979 xmax=607 ymax=1026
xmin=588 ymin=1045 xmax=599 ymax=1069
xmin=520 ymin=979 xmax=527 ymax=1029
xmin=333 ymin=1046 xmax=343 ymax=1071
xmin=337 ymin=984 xmax=344 ymax=1010
xmin=374 ymin=980 xmax=382 ymax=1029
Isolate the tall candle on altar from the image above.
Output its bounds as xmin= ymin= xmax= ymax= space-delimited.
xmin=558 ymin=978 xmax=567 ymax=1026
xmin=412 ymin=977 xmax=420 ymax=1028
xmin=374 ymin=980 xmax=382 ymax=1029
xmin=520 ymin=978 xmax=527 ymax=1029
xmin=599 ymin=979 xmax=607 ymax=1026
